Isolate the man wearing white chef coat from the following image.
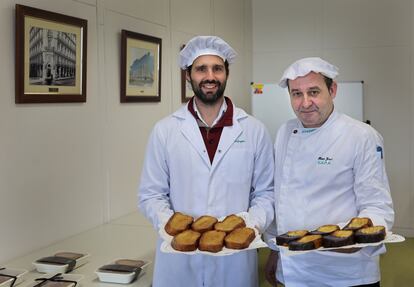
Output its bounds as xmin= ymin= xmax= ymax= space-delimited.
xmin=264 ymin=57 xmax=394 ymax=287
xmin=138 ymin=36 xmax=274 ymax=287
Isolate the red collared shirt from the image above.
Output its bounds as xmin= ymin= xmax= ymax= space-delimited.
xmin=188 ymin=97 xmax=233 ymax=163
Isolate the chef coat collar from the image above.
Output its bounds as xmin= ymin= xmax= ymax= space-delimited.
xmin=295 ymin=107 xmax=339 ymax=134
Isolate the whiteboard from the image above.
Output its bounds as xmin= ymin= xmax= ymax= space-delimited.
xmin=251 ymin=81 xmax=363 ymax=140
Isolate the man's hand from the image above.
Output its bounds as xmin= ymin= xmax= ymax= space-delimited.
xmin=264 ymin=249 xmax=279 ymax=286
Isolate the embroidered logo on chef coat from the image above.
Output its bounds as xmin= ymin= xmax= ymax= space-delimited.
xmin=301 ymin=128 xmax=316 ymax=134
xmin=234 ymin=136 xmax=246 ymax=143
xmin=317 ymin=156 xmax=333 ymax=165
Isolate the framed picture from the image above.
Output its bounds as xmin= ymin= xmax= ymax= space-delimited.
xmin=15 ymin=4 xmax=87 ymax=103
xmin=180 ymin=44 xmax=193 ymax=103
xmin=120 ymin=30 xmax=161 ymax=102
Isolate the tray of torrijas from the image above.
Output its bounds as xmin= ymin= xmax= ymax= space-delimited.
xmin=32 ymin=252 xmax=90 ymax=274
xmin=160 ymin=211 xmax=267 ymax=256
xmin=95 ymin=259 xmax=151 ymax=284
xmin=0 ymin=267 xmax=28 ymax=287
xmin=26 ymin=273 xmax=83 ymax=287
xmin=271 ymin=217 xmax=405 ymax=256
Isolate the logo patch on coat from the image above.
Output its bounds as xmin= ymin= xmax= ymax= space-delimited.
xmin=318 ymin=156 xmax=333 ymax=165
xmin=235 ymin=136 xmax=246 ymax=143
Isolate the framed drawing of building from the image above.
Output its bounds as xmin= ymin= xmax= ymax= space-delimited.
xmin=15 ymin=4 xmax=87 ymax=103
xmin=120 ymin=30 xmax=161 ymax=103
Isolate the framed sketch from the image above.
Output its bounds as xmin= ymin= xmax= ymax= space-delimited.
xmin=120 ymin=30 xmax=161 ymax=102
xmin=180 ymin=44 xmax=193 ymax=103
xmin=15 ymin=4 xmax=87 ymax=103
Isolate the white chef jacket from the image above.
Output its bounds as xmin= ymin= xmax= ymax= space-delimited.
xmin=138 ymin=101 xmax=274 ymax=287
xmin=265 ymin=109 xmax=394 ymax=287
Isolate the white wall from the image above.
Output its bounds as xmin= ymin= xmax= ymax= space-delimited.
xmin=252 ymin=0 xmax=414 ymax=236
xmin=0 ymin=0 xmax=252 ymax=263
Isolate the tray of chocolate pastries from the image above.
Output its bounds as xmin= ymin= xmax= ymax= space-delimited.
xmin=95 ymin=259 xmax=151 ymax=284
xmin=32 ymin=251 xmax=90 ymax=273
xmin=272 ymin=217 xmax=405 ymax=255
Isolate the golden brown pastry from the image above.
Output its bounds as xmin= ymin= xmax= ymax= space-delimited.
xmin=192 ymin=215 xmax=218 ymax=233
xmin=224 ymin=227 xmax=255 ymax=249
xmin=171 ymin=230 xmax=201 ymax=251
xmin=214 ymin=215 xmax=246 ymax=233
xmin=165 ymin=212 xmax=194 ymax=236
xmin=199 ymin=230 xmax=227 ymax=253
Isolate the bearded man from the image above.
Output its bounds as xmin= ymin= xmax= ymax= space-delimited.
xmin=138 ymin=35 xmax=274 ymax=287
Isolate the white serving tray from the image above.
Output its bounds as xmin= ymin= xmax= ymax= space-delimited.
xmin=95 ymin=259 xmax=151 ymax=284
xmin=32 ymin=252 xmax=90 ymax=273
xmin=160 ymin=212 xmax=268 ymax=256
xmin=27 ymin=273 xmax=82 ymax=287
xmin=0 ymin=268 xmax=28 ymax=287
xmin=272 ymin=232 xmax=405 ymax=256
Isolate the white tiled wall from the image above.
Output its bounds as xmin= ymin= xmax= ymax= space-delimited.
xmin=0 ymin=0 xmax=252 ymax=263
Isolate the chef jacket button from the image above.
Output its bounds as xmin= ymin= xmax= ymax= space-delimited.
xmin=203 ymin=150 xmax=206 ymax=153
xmin=293 ymin=129 xmax=298 ymax=134
xmin=218 ymin=149 xmax=222 ymax=153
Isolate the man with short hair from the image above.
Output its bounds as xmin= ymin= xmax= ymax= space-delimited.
xmin=264 ymin=57 xmax=394 ymax=287
xmin=139 ymin=36 xmax=274 ymax=287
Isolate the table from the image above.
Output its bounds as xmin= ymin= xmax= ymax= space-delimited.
xmin=3 ymin=212 xmax=156 ymax=286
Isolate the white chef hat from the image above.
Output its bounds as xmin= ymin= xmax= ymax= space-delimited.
xmin=279 ymin=57 xmax=339 ymax=88
xmin=179 ymin=36 xmax=237 ymax=70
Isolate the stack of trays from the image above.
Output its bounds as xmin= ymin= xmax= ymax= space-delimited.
xmin=32 ymin=252 xmax=90 ymax=273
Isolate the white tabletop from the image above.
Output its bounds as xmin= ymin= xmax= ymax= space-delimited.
xmin=3 ymin=212 xmax=157 ymax=287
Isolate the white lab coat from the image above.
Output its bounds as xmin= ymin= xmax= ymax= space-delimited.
xmin=265 ymin=109 xmax=394 ymax=287
xmin=139 ymin=101 xmax=274 ymax=287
